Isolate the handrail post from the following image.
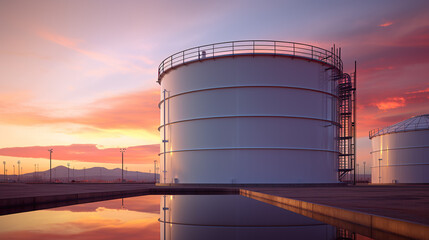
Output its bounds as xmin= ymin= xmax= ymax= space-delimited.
xmin=311 ymin=46 xmax=313 ymax=59
xmin=253 ymin=41 xmax=255 ymax=55
xmin=293 ymin=43 xmax=295 ymax=56
xmin=232 ymin=42 xmax=234 ymax=55
xmin=183 ymin=51 xmax=184 ymax=63
xmin=170 ymin=56 xmax=173 ymax=68
xmin=212 ymin=44 xmax=215 ymax=58
xmin=274 ymin=41 xmax=276 ymax=55
xmin=198 ymin=47 xmax=200 ymax=60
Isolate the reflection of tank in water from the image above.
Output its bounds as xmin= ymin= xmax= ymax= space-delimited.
xmin=159 ymin=195 xmax=336 ymax=240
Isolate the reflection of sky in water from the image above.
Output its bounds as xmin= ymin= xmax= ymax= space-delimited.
xmin=0 ymin=195 xmax=375 ymax=240
xmin=0 ymin=195 xmax=160 ymax=240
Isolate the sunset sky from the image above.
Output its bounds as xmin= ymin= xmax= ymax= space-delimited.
xmin=0 ymin=0 xmax=428 ymax=174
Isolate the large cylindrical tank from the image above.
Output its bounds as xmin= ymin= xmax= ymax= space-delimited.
xmin=369 ymin=114 xmax=429 ymax=183
xmin=158 ymin=41 xmax=342 ymax=184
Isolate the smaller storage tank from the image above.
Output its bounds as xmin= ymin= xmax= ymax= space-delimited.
xmin=369 ymin=114 xmax=429 ymax=183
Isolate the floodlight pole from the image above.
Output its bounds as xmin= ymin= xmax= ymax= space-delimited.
xmin=356 ymin=163 xmax=359 ymax=182
xmin=2 ymin=161 xmax=5 ymax=182
xmin=120 ymin=148 xmax=126 ymax=183
xmin=154 ymin=160 xmax=157 ymax=183
xmin=67 ymin=163 xmax=70 ymax=183
xmin=378 ymin=158 xmax=382 ymax=183
xmin=363 ymin=161 xmax=366 ymax=182
xmin=17 ymin=160 xmax=21 ymax=182
xmin=48 ymin=149 xmax=53 ymax=183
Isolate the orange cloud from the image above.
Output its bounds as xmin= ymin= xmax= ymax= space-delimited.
xmin=0 ymin=144 xmax=159 ymax=164
xmin=374 ymin=97 xmax=405 ymax=110
xmin=379 ymin=21 xmax=393 ymax=27
xmin=0 ymin=88 xmax=160 ymax=132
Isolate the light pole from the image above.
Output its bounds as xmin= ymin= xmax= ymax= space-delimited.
xmin=363 ymin=161 xmax=366 ymax=182
xmin=67 ymin=163 xmax=70 ymax=183
xmin=378 ymin=158 xmax=382 ymax=183
xmin=17 ymin=160 xmax=21 ymax=182
xmin=125 ymin=166 xmax=128 ymax=181
xmin=48 ymin=149 xmax=53 ymax=183
xmin=3 ymin=161 xmax=5 ymax=182
xmin=356 ymin=163 xmax=359 ymax=182
xmin=154 ymin=160 xmax=157 ymax=183
xmin=120 ymin=148 xmax=126 ymax=183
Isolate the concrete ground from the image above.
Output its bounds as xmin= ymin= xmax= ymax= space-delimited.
xmin=245 ymin=184 xmax=429 ymax=225
xmin=0 ymin=183 xmax=428 ymax=226
xmin=0 ymin=183 xmax=154 ymax=199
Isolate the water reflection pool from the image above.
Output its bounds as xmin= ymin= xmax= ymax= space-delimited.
xmin=0 ymin=195 xmax=374 ymax=240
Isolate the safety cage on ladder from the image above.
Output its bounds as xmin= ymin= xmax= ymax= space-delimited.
xmin=336 ymin=63 xmax=356 ymax=183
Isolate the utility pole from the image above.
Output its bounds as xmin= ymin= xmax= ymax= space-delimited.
xmin=120 ymin=148 xmax=126 ymax=183
xmin=67 ymin=163 xmax=70 ymax=183
xmin=48 ymin=149 xmax=53 ymax=183
xmin=363 ymin=161 xmax=366 ymax=182
xmin=13 ymin=165 xmax=15 ymax=178
xmin=378 ymin=158 xmax=382 ymax=183
xmin=3 ymin=161 xmax=5 ymax=182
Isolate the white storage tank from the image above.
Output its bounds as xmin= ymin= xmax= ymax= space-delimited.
xmin=158 ymin=40 xmax=343 ymax=184
xmin=369 ymin=114 xmax=429 ymax=183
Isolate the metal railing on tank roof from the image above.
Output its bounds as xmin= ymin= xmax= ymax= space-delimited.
xmin=157 ymin=40 xmax=343 ymax=82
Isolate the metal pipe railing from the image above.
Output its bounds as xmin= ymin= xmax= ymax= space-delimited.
xmin=158 ymin=40 xmax=343 ymax=82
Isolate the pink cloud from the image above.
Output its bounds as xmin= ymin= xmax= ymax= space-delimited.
xmin=379 ymin=21 xmax=393 ymax=27
xmin=0 ymin=144 xmax=159 ymax=164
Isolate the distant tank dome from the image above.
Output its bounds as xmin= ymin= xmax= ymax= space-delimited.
xmin=369 ymin=114 xmax=429 ymax=183
xmin=369 ymin=114 xmax=429 ymax=138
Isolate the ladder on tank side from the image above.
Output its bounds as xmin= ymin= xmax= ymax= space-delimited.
xmin=336 ymin=65 xmax=356 ymax=183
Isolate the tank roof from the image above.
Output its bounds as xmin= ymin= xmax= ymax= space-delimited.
xmin=157 ymin=40 xmax=343 ymax=84
xmin=369 ymin=114 xmax=429 ymax=139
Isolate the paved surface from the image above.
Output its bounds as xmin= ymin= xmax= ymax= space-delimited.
xmin=245 ymin=185 xmax=429 ymax=225
xmin=0 ymin=183 xmax=154 ymax=199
